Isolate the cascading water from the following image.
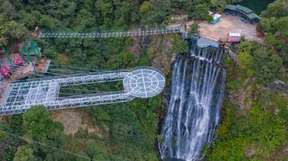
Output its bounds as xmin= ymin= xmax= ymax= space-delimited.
xmin=159 ymin=38 xmax=226 ymax=161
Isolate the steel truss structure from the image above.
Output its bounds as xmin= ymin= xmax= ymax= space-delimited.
xmin=0 ymin=68 xmax=165 ymax=115
xmin=38 ymin=26 xmax=185 ymax=39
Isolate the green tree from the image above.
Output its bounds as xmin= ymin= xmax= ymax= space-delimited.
xmin=260 ymin=0 xmax=288 ymax=66
xmin=252 ymin=47 xmax=283 ymax=84
xmin=189 ymin=23 xmax=199 ymax=35
xmin=0 ymin=16 xmax=28 ymax=46
xmin=171 ymin=35 xmax=188 ymax=54
xmin=13 ymin=146 xmax=35 ymax=161
xmin=143 ymin=0 xmax=171 ymax=24
xmin=261 ymin=0 xmax=288 ymax=17
xmin=23 ymin=106 xmax=56 ymax=140
xmin=23 ymin=106 xmax=66 ymax=161
xmin=0 ymin=130 xmax=6 ymax=141
xmin=140 ymin=1 xmax=152 ymax=14
xmin=189 ymin=4 xmax=209 ymax=20
xmin=0 ymin=0 xmax=17 ymax=19
xmin=85 ymin=143 xmax=107 ymax=161
xmin=274 ymin=17 xmax=288 ymax=37
xmin=237 ymin=51 xmax=254 ymax=77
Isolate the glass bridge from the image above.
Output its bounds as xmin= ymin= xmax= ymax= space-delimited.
xmin=0 ymin=67 xmax=165 ymax=116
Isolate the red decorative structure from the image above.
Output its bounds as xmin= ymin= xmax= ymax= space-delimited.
xmin=0 ymin=65 xmax=11 ymax=78
xmin=13 ymin=53 xmax=25 ymax=66
xmin=227 ymin=32 xmax=241 ymax=43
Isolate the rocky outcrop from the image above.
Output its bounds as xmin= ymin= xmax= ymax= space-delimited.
xmin=267 ymin=80 xmax=288 ymax=95
xmin=147 ymin=36 xmax=174 ymax=75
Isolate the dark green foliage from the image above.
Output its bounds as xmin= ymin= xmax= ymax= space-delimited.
xmin=206 ymin=1 xmax=288 ymax=158
xmin=0 ymin=106 xmax=77 ymax=161
xmin=189 ymin=23 xmax=199 ymax=35
xmin=0 ymin=0 xmax=29 ymax=46
xmin=261 ymin=0 xmax=288 ymax=17
xmin=0 ymin=115 xmax=25 ymax=161
xmin=189 ymin=4 xmax=209 ymax=20
xmin=13 ymin=146 xmax=35 ymax=161
xmin=10 ymin=115 xmax=24 ymax=135
xmin=171 ymin=35 xmax=188 ymax=54
xmin=0 ymin=16 xmax=28 ymax=46
xmin=233 ymin=40 xmax=284 ymax=85
xmin=85 ymin=96 xmax=161 ymax=161
xmin=23 ymin=106 xmax=64 ymax=141
xmin=260 ymin=0 xmax=288 ymax=65
xmin=206 ymin=93 xmax=288 ymax=161
xmin=252 ymin=47 xmax=283 ymax=84
xmin=174 ymin=0 xmax=240 ymax=20
xmin=23 ymin=106 xmax=67 ymax=161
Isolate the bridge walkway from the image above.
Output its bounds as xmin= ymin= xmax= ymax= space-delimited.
xmin=38 ymin=26 xmax=187 ymax=39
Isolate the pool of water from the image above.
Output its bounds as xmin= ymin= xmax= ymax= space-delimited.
xmin=238 ymin=0 xmax=275 ymax=14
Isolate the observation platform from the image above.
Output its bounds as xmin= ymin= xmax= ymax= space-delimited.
xmin=0 ymin=67 xmax=165 ymax=116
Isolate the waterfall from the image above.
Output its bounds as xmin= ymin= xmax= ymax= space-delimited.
xmin=159 ymin=38 xmax=226 ymax=161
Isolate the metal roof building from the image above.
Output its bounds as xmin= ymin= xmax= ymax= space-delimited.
xmin=224 ymin=5 xmax=260 ymax=24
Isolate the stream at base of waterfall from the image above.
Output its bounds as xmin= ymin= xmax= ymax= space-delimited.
xmin=159 ymin=38 xmax=226 ymax=161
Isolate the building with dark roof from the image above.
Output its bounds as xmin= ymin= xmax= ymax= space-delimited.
xmin=224 ymin=5 xmax=260 ymax=24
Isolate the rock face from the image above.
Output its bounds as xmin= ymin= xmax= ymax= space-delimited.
xmin=52 ymin=110 xmax=105 ymax=137
xmin=148 ymin=36 xmax=174 ymax=75
xmin=267 ymin=80 xmax=288 ymax=95
xmin=128 ymin=35 xmax=174 ymax=75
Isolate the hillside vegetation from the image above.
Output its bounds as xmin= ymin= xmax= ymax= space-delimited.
xmin=0 ymin=0 xmax=222 ymax=161
xmin=206 ymin=0 xmax=288 ymax=160
xmin=0 ymin=0 xmax=288 ymax=161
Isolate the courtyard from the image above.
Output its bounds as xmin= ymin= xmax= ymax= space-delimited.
xmin=198 ymin=15 xmax=264 ymax=42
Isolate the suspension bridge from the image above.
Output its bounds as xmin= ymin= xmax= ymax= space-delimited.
xmin=37 ymin=25 xmax=187 ymax=39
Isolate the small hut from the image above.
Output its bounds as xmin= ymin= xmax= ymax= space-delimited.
xmin=227 ymin=32 xmax=241 ymax=43
xmin=210 ymin=13 xmax=222 ymax=24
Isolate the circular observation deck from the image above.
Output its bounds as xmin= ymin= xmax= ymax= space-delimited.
xmin=123 ymin=68 xmax=165 ymax=98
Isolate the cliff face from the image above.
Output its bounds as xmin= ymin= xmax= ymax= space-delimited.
xmin=129 ymin=35 xmax=178 ymax=75
xmin=147 ymin=36 xmax=174 ymax=75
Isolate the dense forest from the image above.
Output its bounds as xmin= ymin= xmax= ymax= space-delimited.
xmin=206 ymin=0 xmax=288 ymax=160
xmin=0 ymin=0 xmax=288 ymax=161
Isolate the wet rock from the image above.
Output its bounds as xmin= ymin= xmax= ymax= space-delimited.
xmin=245 ymin=146 xmax=256 ymax=157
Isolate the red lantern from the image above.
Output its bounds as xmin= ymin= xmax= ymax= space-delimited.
xmin=13 ymin=53 xmax=25 ymax=66
xmin=0 ymin=65 xmax=11 ymax=78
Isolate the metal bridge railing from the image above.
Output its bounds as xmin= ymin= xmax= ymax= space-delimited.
xmin=38 ymin=26 xmax=183 ymax=39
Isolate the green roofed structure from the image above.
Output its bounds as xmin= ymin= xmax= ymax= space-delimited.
xmin=224 ymin=5 xmax=260 ymax=24
xmin=20 ymin=41 xmax=41 ymax=62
